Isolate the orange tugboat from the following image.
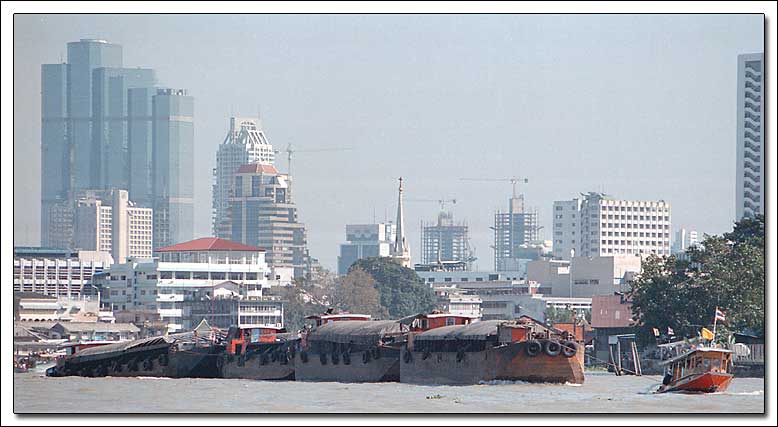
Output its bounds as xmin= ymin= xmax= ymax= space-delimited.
xmin=657 ymin=347 xmax=733 ymax=394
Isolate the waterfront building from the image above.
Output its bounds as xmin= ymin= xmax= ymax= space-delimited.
xmin=73 ymin=189 xmax=153 ymax=261
xmin=182 ymin=281 xmax=284 ymax=330
xmin=213 ymin=117 xmax=275 ymax=238
xmin=226 ymin=163 xmax=309 ymax=278
xmin=672 ymin=228 xmax=700 ymax=255
xmin=49 ymin=322 xmax=140 ymax=342
xmin=337 ymin=223 xmax=396 ymax=275
xmin=736 ymin=52 xmax=764 ymax=220
xmin=391 ymin=177 xmax=412 ymax=268
xmin=590 ymin=294 xmax=634 ymax=363
xmin=553 ymin=192 xmax=671 ymax=259
xmin=420 ymin=211 xmax=472 ymax=267
xmin=13 ymin=247 xmax=113 ymax=298
xmin=152 ymin=88 xmax=195 ymax=249
xmin=493 ymin=194 xmax=539 ymax=271
xmin=98 ymin=237 xmax=274 ymax=333
xmin=526 ymin=255 xmax=642 ymax=298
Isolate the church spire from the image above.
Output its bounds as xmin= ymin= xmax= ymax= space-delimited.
xmin=393 ymin=177 xmax=411 ymax=267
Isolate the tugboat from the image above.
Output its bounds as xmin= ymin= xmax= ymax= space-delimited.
xmin=400 ymin=316 xmax=585 ymax=385
xmin=46 ymin=320 xmax=224 ymax=378
xmin=219 ymin=325 xmax=300 ymax=381
xmin=293 ymin=311 xmax=408 ymax=383
xmin=656 ymin=347 xmax=733 ymax=394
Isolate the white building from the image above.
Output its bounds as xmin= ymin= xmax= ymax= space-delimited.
xmin=14 ymin=248 xmax=114 ymax=298
xmin=526 ymin=255 xmax=642 ymax=298
xmin=338 ymin=223 xmax=396 ymax=274
xmin=98 ymin=237 xmax=278 ymax=333
xmin=553 ymin=192 xmax=671 ymax=259
xmin=672 ymin=228 xmax=700 ymax=255
xmin=73 ymin=189 xmax=153 ymax=261
xmin=213 ymin=117 xmax=275 ymax=237
xmin=736 ymin=52 xmax=764 ymax=220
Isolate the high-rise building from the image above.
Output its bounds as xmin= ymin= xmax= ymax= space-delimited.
xmin=421 ymin=211 xmax=471 ymax=267
xmin=213 ymin=117 xmax=275 ymax=238
xmin=227 ymin=163 xmax=309 ymax=278
xmin=493 ymin=195 xmax=539 ymax=270
xmin=66 ymin=39 xmax=123 ymax=193
xmin=391 ymin=177 xmax=412 ymax=268
xmin=72 ymin=189 xmax=153 ymax=261
xmin=552 ymin=198 xmax=582 ymax=261
xmin=127 ymin=87 xmax=157 ymax=207
xmin=13 ymin=247 xmax=114 ymax=298
xmin=672 ymin=228 xmax=700 ymax=255
xmin=40 ymin=63 xmax=70 ymax=246
xmin=736 ymin=52 xmax=764 ymax=220
xmin=338 ymin=223 xmax=396 ymax=275
xmin=553 ymin=192 xmax=672 ymax=258
xmin=92 ymin=67 xmax=156 ymax=191
xmin=152 ymin=88 xmax=195 ymax=249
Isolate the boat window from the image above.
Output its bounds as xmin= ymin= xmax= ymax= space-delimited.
xmin=711 ymin=359 xmax=721 ymax=370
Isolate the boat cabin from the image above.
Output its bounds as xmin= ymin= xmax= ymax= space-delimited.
xmin=59 ymin=341 xmax=120 ymax=356
xmin=405 ymin=312 xmax=478 ymax=332
xmin=226 ymin=325 xmax=286 ymax=355
xmin=663 ymin=348 xmax=733 ymax=381
xmin=305 ymin=312 xmax=372 ymax=328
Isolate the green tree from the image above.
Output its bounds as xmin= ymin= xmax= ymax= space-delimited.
xmin=349 ymin=257 xmax=437 ymax=318
xmin=628 ymin=215 xmax=764 ymax=343
xmin=275 ymin=280 xmax=327 ymax=332
xmin=333 ymin=268 xmax=387 ymax=318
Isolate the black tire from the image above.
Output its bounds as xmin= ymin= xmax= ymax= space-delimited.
xmin=544 ymin=340 xmax=562 ymax=357
xmin=159 ymin=353 xmax=169 ymax=366
xmin=456 ymin=350 xmax=465 ymax=363
xmin=362 ymin=351 xmax=370 ymax=364
xmin=260 ymin=353 xmax=269 ymax=365
xmin=525 ymin=340 xmax=542 ymax=357
xmin=372 ymin=346 xmax=380 ymax=360
xmin=331 ymin=352 xmax=340 ymax=365
xmin=143 ymin=358 xmax=153 ymax=371
xmin=404 ymin=350 xmax=412 ymax=364
xmin=300 ymin=351 xmax=309 ymax=364
xmin=320 ymin=353 xmax=328 ymax=365
xmin=271 ymin=352 xmax=278 ymax=363
xmin=561 ymin=341 xmax=578 ymax=358
xmin=343 ymin=352 xmax=351 ymax=365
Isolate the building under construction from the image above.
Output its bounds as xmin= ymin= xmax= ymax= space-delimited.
xmin=421 ymin=211 xmax=473 ymax=269
xmin=493 ymin=194 xmax=539 ymax=271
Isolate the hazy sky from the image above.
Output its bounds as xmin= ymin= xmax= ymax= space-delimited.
xmin=13 ymin=14 xmax=763 ymax=271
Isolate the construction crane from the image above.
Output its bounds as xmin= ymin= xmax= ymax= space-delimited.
xmin=459 ymin=176 xmax=529 ymax=198
xmin=405 ymin=198 xmax=457 ymax=212
xmin=274 ymin=143 xmax=354 ymax=177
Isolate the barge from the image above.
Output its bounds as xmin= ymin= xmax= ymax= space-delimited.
xmin=293 ymin=313 xmax=408 ymax=383
xmin=219 ymin=326 xmax=299 ymax=381
xmin=46 ymin=325 xmax=224 ymax=379
xmin=400 ymin=316 xmax=585 ymax=385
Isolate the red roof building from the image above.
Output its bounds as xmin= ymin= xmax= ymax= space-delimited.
xmin=235 ymin=163 xmax=279 ymax=175
xmin=156 ymin=237 xmax=264 ymax=253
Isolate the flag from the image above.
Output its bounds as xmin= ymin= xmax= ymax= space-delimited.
xmin=715 ymin=308 xmax=726 ymax=322
xmin=667 ymin=326 xmax=675 ymax=336
xmin=701 ymin=327 xmax=714 ymax=340
xmin=652 ymin=327 xmax=660 ymax=337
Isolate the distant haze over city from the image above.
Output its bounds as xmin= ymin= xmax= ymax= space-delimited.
xmin=13 ymin=14 xmax=763 ymax=270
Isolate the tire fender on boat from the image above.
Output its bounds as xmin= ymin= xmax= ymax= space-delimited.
xmin=561 ymin=341 xmax=578 ymax=358
xmin=525 ymin=340 xmax=542 ymax=357
xmin=403 ymin=350 xmax=412 ymax=364
xmin=544 ymin=340 xmax=562 ymax=357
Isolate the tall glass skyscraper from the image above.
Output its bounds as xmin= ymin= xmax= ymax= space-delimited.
xmin=735 ymin=52 xmax=764 ymax=220
xmin=152 ymin=88 xmax=195 ymax=249
xmin=40 ymin=63 xmax=70 ymax=245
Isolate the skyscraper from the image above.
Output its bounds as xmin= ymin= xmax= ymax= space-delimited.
xmin=213 ymin=117 xmax=275 ymax=238
xmin=66 ymin=39 xmax=123 ymax=192
xmin=127 ymin=87 xmax=157 ymax=207
xmin=736 ymin=52 xmax=764 ymax=220
xmin=152 ymin=88 xmax=195 ymax=249
xmin=92 ymin=67 xmax=156 ymax=191
xmin=40 ymin=63 xmax=70 ymax=245
xmin=493 ymin=194 xmax=538 ymax=270
xmin=226 ymin=162 xmax=309 ymax=278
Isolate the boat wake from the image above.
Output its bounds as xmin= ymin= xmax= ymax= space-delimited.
xmin=477 ymin=380 xmax=530 ymax=386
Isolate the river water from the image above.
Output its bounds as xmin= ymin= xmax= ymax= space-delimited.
xmin=13 ymin=371 xmax=764 ymax=413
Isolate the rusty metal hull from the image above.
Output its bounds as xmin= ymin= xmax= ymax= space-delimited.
xmin=400 ymin=341 xmax=585 ymax=385
xmin=293 ymin=347 xmax=401 ymax=383
xmin=220 ymin=352 xmax=295 ymax=381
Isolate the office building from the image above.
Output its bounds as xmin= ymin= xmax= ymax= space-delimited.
xmin=337 ymin=223 xmax=396 ymax=275
xmin=13 ymin=247 xmax=113 ymax=298
xmin=152 ymin=88 xmax=195 ymax=249
xmin=672 ymin=228 xmax=700 ymax=255
xmin=493 ymin=194 xmax=539 ymax=270
xmin=213 ymin=117 xmax=275 ymax=238
xmin=553 ymin=192 xmax=671 ymax=258
xmin=73 ymin=189 xmax=153 ymax=261
xmin=227 ymin=163 xmax=309 ymax=278
xmin=526 ymin=255 xmax=642 ymax=298
xmin=736 ymin=52 xmax=764 ymax=220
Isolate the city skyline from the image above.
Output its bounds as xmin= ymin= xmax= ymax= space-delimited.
xmin=13 ymin=14 xmax=764 ymax=270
